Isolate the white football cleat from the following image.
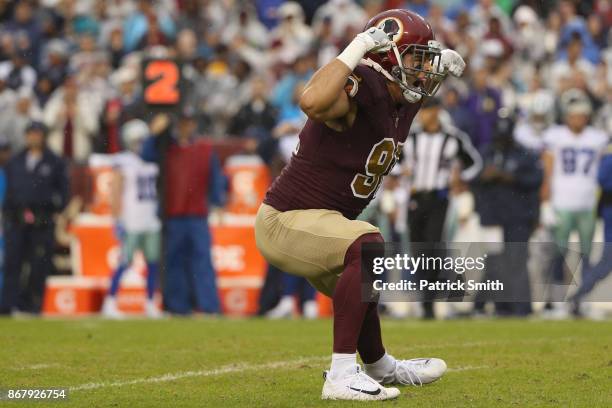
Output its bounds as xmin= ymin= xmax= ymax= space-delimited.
xmin=540 ymin=303 xmax=570 ymax=320
xmin=321 ymin=365 xmax=400 ymax=401
xmin=145 ymin=300 xmax=163 ymax=319
xmin=368 ymin=357 xmax=447 ymax=386
xmin=302 ymin=300 xmax=318 ymax=319
xmin=266 ymin=296 xmax=294 ymax=319
xmin=101 ymin=297 xmax=124 ymax=319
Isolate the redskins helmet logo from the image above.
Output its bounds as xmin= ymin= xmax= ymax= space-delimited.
xmin=376 ymin=17 xmax=403 ymax=43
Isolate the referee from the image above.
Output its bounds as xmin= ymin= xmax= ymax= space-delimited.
xmin=402 ymin=97 xmax=482 ymax=318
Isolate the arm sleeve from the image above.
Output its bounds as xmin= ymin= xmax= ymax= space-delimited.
xmin=140 ymin=128 xmax=172 ymax=163
xmin=207 ymin=151 xmax=227 ymax=208
xmin=141 ymin=136 xmax=159 ymax=163
xmin=456 ymin=130 xmax=483 ymax=181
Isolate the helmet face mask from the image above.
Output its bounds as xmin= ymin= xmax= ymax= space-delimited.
xmin=391 ymin=41 xmax=445 ymax=99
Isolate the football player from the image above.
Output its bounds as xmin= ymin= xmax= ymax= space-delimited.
xmin=254 ymin=9 xmax=465 ymax=400
xmin=541 ymin=90 xmax=608 ymax=319
xmin=102 ymin=120 xmax=162 ymax=319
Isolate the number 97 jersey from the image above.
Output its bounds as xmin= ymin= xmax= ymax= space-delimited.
xmin=114 ymin=152 xmax=161 ymax=233
xmin=543 ymin=125 xmax=609 ymax=211
xmin=264 ymin=65 xmax=422 ymax=220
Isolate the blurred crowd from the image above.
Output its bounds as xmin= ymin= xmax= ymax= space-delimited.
xmin=0 ymin=0 xmax=609 ymax=317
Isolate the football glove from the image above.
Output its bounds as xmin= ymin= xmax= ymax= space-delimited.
xmin=356 ymin=27 xmax=392 ymax=53
xmin=439 ymin=49 xmax=465 ymax=77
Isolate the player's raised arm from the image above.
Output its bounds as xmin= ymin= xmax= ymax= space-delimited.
xmin=299 ymin=27 xmax=391 ymax=122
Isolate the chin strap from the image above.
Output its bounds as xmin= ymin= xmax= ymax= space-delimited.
xmin=360 ymin=57 xmax=422 ymax=103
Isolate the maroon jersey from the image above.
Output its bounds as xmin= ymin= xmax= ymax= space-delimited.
xmin=264 ymin=65 xmax=421 ymax=220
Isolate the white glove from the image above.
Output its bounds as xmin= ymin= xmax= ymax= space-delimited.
xmin=355 ymin=27 xmax=392 ymax=53
xmin=439 ymin=49 xmax=466 ymax=77
xmin=337 ymin=27 xmax=392 ymax=70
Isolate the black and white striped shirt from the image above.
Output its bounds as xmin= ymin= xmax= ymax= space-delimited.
xmin=403 ymin=125 xmax=482 ymax=192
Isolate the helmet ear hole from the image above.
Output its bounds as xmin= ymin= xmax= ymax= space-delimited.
xmin=391 ymin=66 xmax=401 ymax=78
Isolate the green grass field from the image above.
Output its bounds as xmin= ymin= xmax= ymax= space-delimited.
xmin=1 ymin=318 xmax=611 ymax=407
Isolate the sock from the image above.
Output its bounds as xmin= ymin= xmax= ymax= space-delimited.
xmin=329 ymin=353 xmax=357 ymax=380
xmin=109 ymin=264 xmax=127 ymax=296
xmin=282 ymin=274 xmax=300 ymax=296
xmin=357 ymin=303 xmax=386 ymax=363
xmin=364 ymin=353 xmax=396 ymax=380
xmin=332 ymin=233 xmax=384 ymax=354
xmin=146 ymin=262 xmax=158 ymax=300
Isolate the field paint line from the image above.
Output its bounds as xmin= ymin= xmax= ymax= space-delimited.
xmin=68 ymin=335 xmax=568 ymax=392
xmin=68 ymin=356 xmax=328 ymax=391
xmin=68 ymin=356 xmax=488 ymax=393
xmin=446 ymin=365 xmax=489 ymax=372
xmin=11 ymin=363 xmax=62 ymax=370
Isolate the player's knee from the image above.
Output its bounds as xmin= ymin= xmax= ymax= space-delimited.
xmin=344 ymin=232 xmax=384 ymax=269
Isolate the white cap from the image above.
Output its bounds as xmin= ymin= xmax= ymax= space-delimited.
xmin=122 ymin=119 xmax=149 ymax=148
xmin=277 ymin=2 xmax=304 ymax=19
xmin=529 ymin=91 xmax=554 ymax=116
xmin=514 ymin=5 xmax=538 ymax=25
xmin=481 ymin=39 xmax=504 ymax=58
xmin=561 ymin=88 xmax=592 ymax=116
xmin=111 ymin=67 xmax=137 ymax=87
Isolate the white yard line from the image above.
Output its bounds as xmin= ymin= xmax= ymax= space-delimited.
xmin=68 ymin=356 xmax=487 ymax=392
xmin=11 ymin=363 xmax=62 ymax=371
xmin=48 ymin=337 xmax=579 ymax=392
xmin=446 ymin=365 xmax=489 ymax=372
xmin=68 ymin=356 xmax=327 ymax=391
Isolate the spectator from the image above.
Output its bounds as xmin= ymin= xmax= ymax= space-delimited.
xmin=43 ymin=73 xmax=99 ymax=162
xmin=271 ymin=52 xmax=315 ymax=113
xmin=312 ymin=0 xmax=367 ymax=42
xmin=269 ymin=2 xmax=314 ymax=65
xmin=464 ymin=66 xmax=502 ymax=150
xmin=557 ymin=0 xmax=600 ymax=64
xmin=0 ymin=122 xmax=68 ymax=314
xmin=39 ymin=39 xmax=69 ymax=90
xmin=142 ymin=111 xmax=226 ymax=315
xmin=0 ymin=41 xmax=37 ymax=91
xmin=0 ymin=86 xmax=42 ymax=153
xmin=122 ymin=0 xmax=176 ymax=53
xmin=472 ymin=110 xmax=543 ymax=316
xmin=550 ymin=33 xmax=596 ymax=94
xmin=513 ymin=5 xmax=547 ymax=63
xmin=4 ymin=0 xmax=40 ymax=66
xmin=228 ymin=77 xmax=278 ymax=140
xmin=442 ymin=87 xmax=476 ymax=139
xmin=222 ymin=6 xmax=269 ymax=53
xmin=470 ymin=0 xmax=512 ymax=38
xmin=96 ymin=66 xmax=143 ymax=154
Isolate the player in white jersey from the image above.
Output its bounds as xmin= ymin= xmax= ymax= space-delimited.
xmin=541 ymin=89 xmax=609 ymax=317
xmin=102 ymin=120 xmax=162 ymax=319
xmin=514 ymin=90 xmax=555 ymax=153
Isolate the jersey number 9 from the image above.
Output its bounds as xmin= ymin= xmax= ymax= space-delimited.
xmin=351 ymin=138 xmax=403 ymax=199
